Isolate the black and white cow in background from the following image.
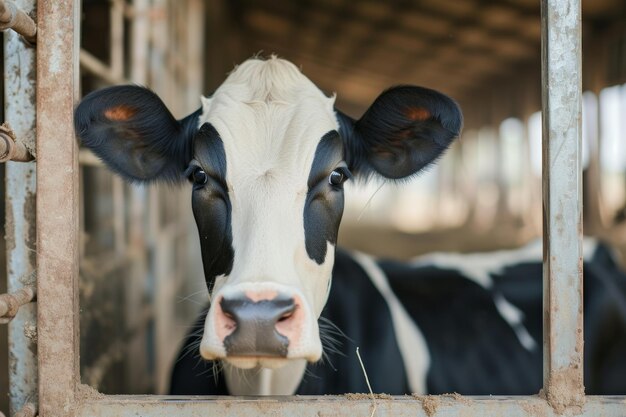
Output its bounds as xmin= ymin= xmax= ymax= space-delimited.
xmin=74 ymin=57 xmax=626 ymax=396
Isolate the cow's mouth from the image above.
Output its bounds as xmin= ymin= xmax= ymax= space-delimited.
xmin=223 ymin=356 xmax=293 ymax=370
xmin=200 ymin=339 xmax=322 ymax=369
xmin=200 ymin=345 xmax=322 ymax=369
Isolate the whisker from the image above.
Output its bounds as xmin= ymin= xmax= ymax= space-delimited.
xmin=303 ymin=366 xmax=320 ymax=381
xmin=177 ymin=289 xmax=209 ymax=304
xmin=319 ymin=348 xmax=338 ymax=371
xmin=177 ymin=341 xmax=202 ymax=363
xmin=319 ymin=316 xmax=353 ymax=343
xmin=196 ymin=360 xmax=222 ymax=380
xmin=319 ymin=326 xmax=347 ymax=358
xmin=357 ymin=182 xmax=386 ymax=222
xmin=212 ymin=361 xmax=223 ymax=385
xmin=320 ymin=331 xmax=343 ymax=345
xmin=176 ymin=298 xmax=206 ymax=306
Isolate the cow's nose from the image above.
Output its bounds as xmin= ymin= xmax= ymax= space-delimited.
xmin=219 ymin=296 xmax=297 ymax=357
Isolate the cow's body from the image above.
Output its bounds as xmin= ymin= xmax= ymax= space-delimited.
xmin=170 ymin=239 xmax=626 ymax=395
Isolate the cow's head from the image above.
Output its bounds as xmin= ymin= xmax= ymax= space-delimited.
xmin=75 ymin=57 xmax=461 ymax=370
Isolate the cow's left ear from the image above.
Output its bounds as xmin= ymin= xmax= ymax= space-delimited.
xmin=74 ymin=85 xmax=201 ymax=183
xmin=337 ymin=85 xmax=462 ymax=180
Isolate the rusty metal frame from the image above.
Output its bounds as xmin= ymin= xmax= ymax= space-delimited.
xmin=540 ymin=0 xmax=585 ymax=414
xmin=0 ymin=285 xmax=35 ymax=323
xmin=0 ymin=124 xmax=34 ymax=163
xmin=23 ymin=0 xmax=626 ymax=417
xmin=35 ymin=1 xmax=80 ymax=417
xmin=0 ymin=0 xmax=36 ymax=44
xmin=3 ymin=1 xmax=37 ymax=416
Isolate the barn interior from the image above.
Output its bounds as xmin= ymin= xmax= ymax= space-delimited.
xmin=2 ymin=0 xmax=626 ymax=410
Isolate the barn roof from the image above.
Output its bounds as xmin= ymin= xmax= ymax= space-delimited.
xmin=212 ymin=0 xmax=626 ymax=128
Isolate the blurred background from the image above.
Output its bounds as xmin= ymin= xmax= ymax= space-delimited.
xmin=2 ymin=0 xmax=626 ymax=409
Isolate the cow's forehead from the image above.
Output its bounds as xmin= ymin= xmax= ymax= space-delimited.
xmin=197 ymin=58 xmax=339 ymax=185
xmin=215 ymin=58 xmax=330 ymax=103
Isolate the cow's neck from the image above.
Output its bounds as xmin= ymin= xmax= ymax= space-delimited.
xmin=223 ymin=359 xmax=307 ymax=395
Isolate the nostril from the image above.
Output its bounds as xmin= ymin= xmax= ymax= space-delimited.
xmin=217 ymin=301 xmax=237 ymax=329
xmin=278 ymin=312 xmax=292 ymax=322
xmin=277 ymin=304 xmax=297 ymax=322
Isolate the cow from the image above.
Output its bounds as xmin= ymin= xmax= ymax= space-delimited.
xmin=169 ymin=240 xmax=626 ymax=396
xmin=74 ymin=57 xmax=626 ymax=396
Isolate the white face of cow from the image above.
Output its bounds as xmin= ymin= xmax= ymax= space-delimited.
xmin=74 ymin=57 xmax=462 ymax=372
xmin=194 ymin=59 xmax=341 ymax=367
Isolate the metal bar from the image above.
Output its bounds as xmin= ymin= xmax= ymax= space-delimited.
xmin=3 ymin=0 xmax=37 ymax=413
xmin=541 ymin=0 xmax=584 ymax=414
xmin=106 ymin=0 xmax=126 ymax=267
xmin=112 ymin=177 xmax=126 ymax=256
xmin=12 ymin=402 xmax=36 ymax=417
xmin=185 ymin=0 xmax=203 ymax=111
xmin=36 ymin=0 xmax=80 ymax=416
xmin=126 ymin=0 xmax=153 ymax=392
xmin=0 ymin=285 xmax=35 ymax=323
xmin=109 ymin=0 xmax=124 ymax=80
xmin=74 ymin=395 xmax=626 ymax=417
xmin=0 ymin=125 xmax=34 ymax=162
xmin=130 ymin=0 xmax=148 ymax=84
xmin=79 ymin=49 xmax=129 ymax=85
xmin=82 ymin=301 xmax=154 ymax=390
xmin=0 ymin=0 xmax=36 ymax=44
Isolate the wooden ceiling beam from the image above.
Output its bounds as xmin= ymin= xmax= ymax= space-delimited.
xmin=244 ymin=1 xmax=539 ymax=65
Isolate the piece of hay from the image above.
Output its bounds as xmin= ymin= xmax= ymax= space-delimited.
xmin=356 ymin=347 xmax=377 ymax=417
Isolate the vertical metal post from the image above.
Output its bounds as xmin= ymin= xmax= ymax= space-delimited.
xmin=128 ymin=0 xmax=152 ymax=390
xmin=541 ymin=0 xmax=584 ymax=413
xmin=185 ymin=0 xmax=204 ymax=111
xmin=4 ymin=0 xmax=37 ymax=413
xmin=109 ymin=0 xmax=124 ymax=80
xmin=110 ymin=0 xmax=126 ymax=257
xmin=36 ymin=1 xmax=80 ymax=416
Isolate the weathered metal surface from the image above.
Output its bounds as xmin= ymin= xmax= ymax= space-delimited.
xmin=0 ymin=284 xmax=35 ymax=323
xmin=4 ymin=0 xmax=37 ymax=413
xmin=126 ymin=0 xmax=156 ymax=393
xmin=0 ymin=0 xmax=36 ymax=44
xmin=0 ymin=124 xmax=34 ymax=162
xmin=12 ymin=402 xmax=36 ymax=417
xmin=79 ymin=49 xmax=128 ymax=85
xmin=109 ymin=0 xmax=123 ymax=81
xmin=75 ymin=395 xmax=626 ymax=417
xmin=540 ymin=0 xmax=584 ymax=414
xmin=36 ymin=0 xmax=80 ymax=416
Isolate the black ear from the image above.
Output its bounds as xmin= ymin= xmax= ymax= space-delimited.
xmin=74 ymin=85 xmax=201 ymax=183
xmin=337 ymin=85 xmax=462 ymax=180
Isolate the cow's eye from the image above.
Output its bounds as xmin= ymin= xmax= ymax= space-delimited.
xmin=192 ymin=168 xmax=208 ymax=185
xmin=328 ymin=168 xmax=351 ymax=186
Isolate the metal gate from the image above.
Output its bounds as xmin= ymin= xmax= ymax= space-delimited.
xmin=1 ymin=0 xmax=626 ymax=416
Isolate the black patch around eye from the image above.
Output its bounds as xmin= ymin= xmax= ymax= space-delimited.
xmin=190 ymin=123 xmax=234 ymax=292
xmin=304 ymin=131 xmax=345 ymax=264
xmin=193 ymin=190 xmax=234 ymax=292
xmin=193 ymin=123 xmax=228 ymax=185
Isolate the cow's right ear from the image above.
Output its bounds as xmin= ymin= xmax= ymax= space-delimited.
xmin=337 ymin=85 xmax=462 ymax=180
xmin=74 ymin=85 xmax=201 ymax=183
